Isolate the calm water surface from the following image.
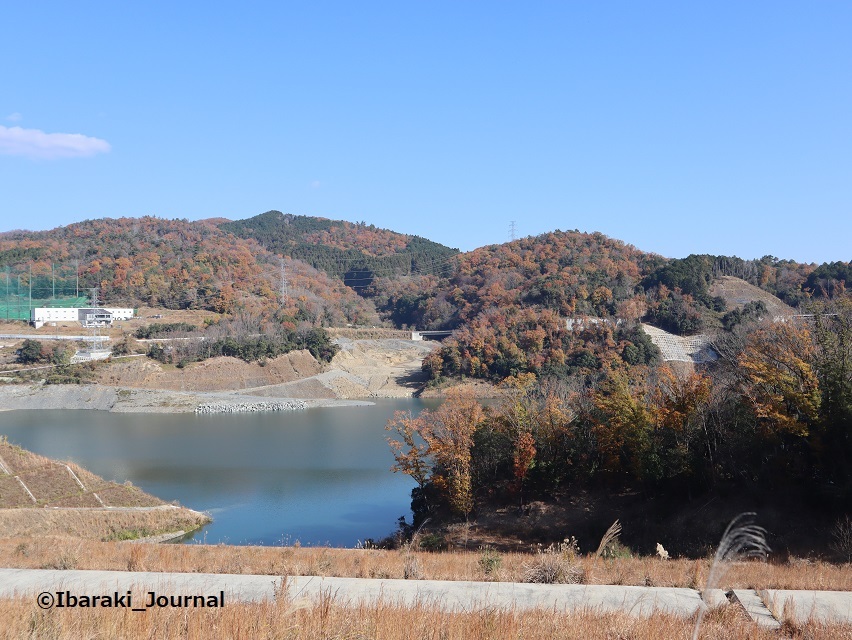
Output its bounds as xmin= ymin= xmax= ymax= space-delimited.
xmin=0 ymin=399 xmax=439 ymax=546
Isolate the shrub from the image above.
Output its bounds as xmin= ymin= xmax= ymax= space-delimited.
xmin=600 ymin=540 xmax=633 ymax=560
xmin=417 ymin=533 xmax=446 ymax=552
xmin=522 ymin=539 xmax=583 ymax=584
xmin=135 ymin=322 xmax=197 ymax=339
xmin=478 ymin=546 xmax=502 ymax=577
xmin=17 ymin=339 xmax=44 ymax=364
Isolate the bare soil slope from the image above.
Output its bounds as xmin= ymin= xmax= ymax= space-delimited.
xmin=5 ymin=334 xmax=441 ymax=404
xmin=96 ymin=350 xmax=323 ymax=392
xmin=330 ymin=338 xmax=438 ymax=397
xmin=709 ymin=276 xmax=795 ymax=318
xmin=86 ymin=338 xmax=439 ymax=400
xmin=244 ymin=338 xmax=439 ymax=399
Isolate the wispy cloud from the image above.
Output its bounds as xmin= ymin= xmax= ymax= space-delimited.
xmin=310 ymin=180 xmax=321 ymax=189
xmin=0 ymin=125 xmax=111 ymax=159
xmin=5 ymin=113 xmax=22 ymax=122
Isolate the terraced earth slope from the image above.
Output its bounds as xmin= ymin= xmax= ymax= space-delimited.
xmin=0 ymin=439 xmax=208 ymax=540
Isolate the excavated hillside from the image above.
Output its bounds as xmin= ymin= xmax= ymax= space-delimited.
xmin=235 ymin=338 xmax=438 ymax=399
xmin=96 ymin=350 xmax=323 ymax=392
xmin=709 ymin=275 xmax=795 ymax=318
xmin=93 ymin=339 xmax=439 ymax=400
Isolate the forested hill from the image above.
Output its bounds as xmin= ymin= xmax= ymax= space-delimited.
xmin=365 ymin=230 xmax=660 ymax=331
xmin=396 ymin=231 xmax=849 ymax=382
xmin=2 ymin=213 xmax=850 ymax=354
xmin=219 ymin=211 xmax=460 ymax=289
xmin=0 ymin=216 xmax=377 ymax=326
xmin=370 ymin=234 xmax=842 ymax=334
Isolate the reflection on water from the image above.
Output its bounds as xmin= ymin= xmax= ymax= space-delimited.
xmin=0 ymin=398 xmax=440 ymax=547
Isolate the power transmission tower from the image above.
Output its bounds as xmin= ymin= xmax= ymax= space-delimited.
xmin=280 ymin=258 xmax=289 ymax=307
xmin=509 ymin=221 xmax=517 ymax=241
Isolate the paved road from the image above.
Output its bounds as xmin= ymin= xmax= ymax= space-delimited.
xmin=0 ymin=334 xmax=109 ymax=341
xmin=0 ymin=568 xmax=850 ymax=626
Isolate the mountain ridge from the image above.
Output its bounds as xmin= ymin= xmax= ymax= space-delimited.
xmin=1 ymin=212 xmax=847 ymax=366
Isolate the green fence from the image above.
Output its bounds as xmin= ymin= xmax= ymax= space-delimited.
xmin=1 ymin=265 xmax=89 ymax=321
xmin=0 ymin=296 xmax=89 ymax=321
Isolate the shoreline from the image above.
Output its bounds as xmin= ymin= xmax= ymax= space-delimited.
xmin=0 ymin=383 xmax=372 ymax=414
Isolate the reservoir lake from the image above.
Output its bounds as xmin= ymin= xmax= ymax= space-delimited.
xmin=0 ymin=398 xmax=441 ymax=547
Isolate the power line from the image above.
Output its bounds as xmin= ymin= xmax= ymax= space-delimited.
xmin=292 ymin=253 xmax=462 ymax=288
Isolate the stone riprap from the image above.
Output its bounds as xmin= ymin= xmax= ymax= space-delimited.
xmin=194 ymin=400 xmax=307 ymax=415
xmin=640 ymin=323 xmax=717 ymax=363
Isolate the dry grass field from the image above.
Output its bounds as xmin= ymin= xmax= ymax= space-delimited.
xmin=0 ymin=592 xmax=849 ymax=640
xmin=0 ymin=537 xmax=849 ymax=592
xmin=0 ymin=535 xmax=850 ymax=638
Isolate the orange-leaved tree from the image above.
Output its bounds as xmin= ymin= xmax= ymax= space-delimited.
xmin=386 ymin=389 xmax=484 ymax=517
xmin=385 ymin=410 xmax=430 ymax=491
xmin=648 ymin=364 xmax=713 ymax=482
xmin=495 ymin=374 xmax=537 ymax=502
xmin=513 ymin=430 xmax=537 ymax=500
xmin=426 ymin=389 xmax=484 ymax=517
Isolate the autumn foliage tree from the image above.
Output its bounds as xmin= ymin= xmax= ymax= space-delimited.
xmin=512 ymin=430 xmax=536 ymax=501
xmin=649 ymin=365 xmax=712 ymax=483
xmin=587 ymin=364 xmax=713 ymax=487
xmin=385 ymin=411 xmax=430 ymax=492
xmin=736 ymin=321 xmax=820 ymax=438
xmin=387 ymin=389 xmax=484 ymax=518
xmin=492 ymin=374 xmax=539 ymax=502
xmin=590 ymin=370 xmax=655 ymax=481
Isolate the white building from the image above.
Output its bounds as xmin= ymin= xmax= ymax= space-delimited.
xmin=30 ymin=307 xmax=134 ymax=329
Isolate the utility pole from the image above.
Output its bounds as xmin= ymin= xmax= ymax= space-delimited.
xmin=52 ymin=263 xmax=55 ymax=300
xmin=28 ymin=265 xmax=32 ymax=312
xmin=75 ymin=260 xmax=79 ymax=298
xmin=509 ymin=221 xmax=517 ymax=241
xmin=87 ymin=287 xmax=101 ymax=354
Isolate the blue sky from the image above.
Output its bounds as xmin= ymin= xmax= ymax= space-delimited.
xmin=1 ymin=2 xmax=850 ymax=263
